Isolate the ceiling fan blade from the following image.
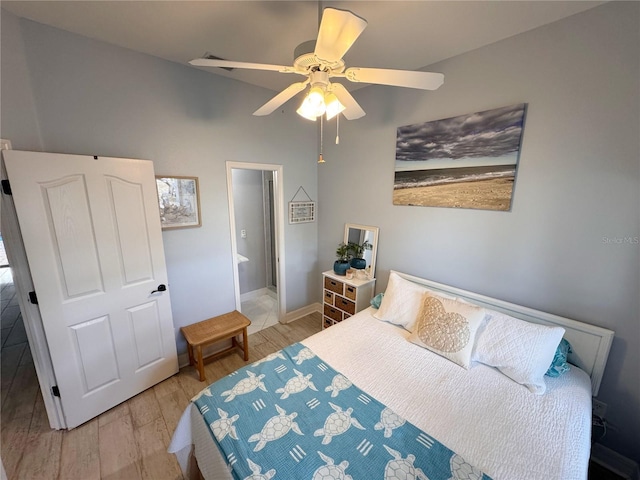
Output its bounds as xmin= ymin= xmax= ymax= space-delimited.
xmin=253 ymin=81 xmax=309 ymax=116
xmin=314 ymin=8 xmax=367 ymax=63
xmin=345 ymin=67 xmax=445 ymax=90
xmin=189 ymin=58 xmax=295 ymax=74
xmin=330 ymin=83 xmax=365 ymax=120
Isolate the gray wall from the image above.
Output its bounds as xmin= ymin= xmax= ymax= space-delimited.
xmin=0 ymin=11 xmax=319 ymax=355
xmin=0 ymin=10 xmax=42 ymax=150
xmin=232 ymin=169 xmax=267 ymax=294
xmin=318 ymin=2 xmax=639 ymax=461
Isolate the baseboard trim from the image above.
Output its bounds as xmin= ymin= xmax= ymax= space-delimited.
xmin=178 ymin=352 xmax=190 ymax=369
xmin=240 ymin=288 xmax=270 ymax=303
xmin=281 ymin=303 xmax=322 ymax=324
xmin=591 ymin=443 xmax=640 ymax=480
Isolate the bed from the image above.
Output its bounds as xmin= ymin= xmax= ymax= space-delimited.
xmin=169 ymin=270 xmax=614 ymax=480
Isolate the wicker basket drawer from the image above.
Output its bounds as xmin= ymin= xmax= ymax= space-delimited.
xmin=324 ymin=277 xmax=344 ymax=295
xmin=323 ymin=290 xmax=335 ymax=305
xmin=323 ymin=316 xmax=335 ymax=329
xmin=344 ymin=284 xmax=357 ymax=301
xmin=334 ymin=295 xmax=356 ymax=315
xmin=323 ymin=304 xmax=343 ymax=322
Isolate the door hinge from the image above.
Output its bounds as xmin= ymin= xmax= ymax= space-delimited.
xmin=28 ymin=291 xmax=38 ymax=304
xmin=52 ymin=385 xmax=60 ymax=397
xmin=1 ymin=179 xmax=11 ymax=195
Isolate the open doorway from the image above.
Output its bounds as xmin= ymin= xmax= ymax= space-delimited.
xmin=226 ymin=162 xmax=286 ymax=335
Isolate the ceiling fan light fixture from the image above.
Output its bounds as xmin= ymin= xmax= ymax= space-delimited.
xmin=308 ymin=86 xmax=326 ymax=113
xmin=296 ymin=105 xmax=318 ymax=121
xmin=324 ymin=92 xmax=345 ymax=120
xmin=192 ymin=7 xmax=446 ymax=123
xmin=296 ymin=85 xmax=327 ymax=121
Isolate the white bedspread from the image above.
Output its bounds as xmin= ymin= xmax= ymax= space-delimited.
xmin=170 ymin=307 xmax=592 ymax=480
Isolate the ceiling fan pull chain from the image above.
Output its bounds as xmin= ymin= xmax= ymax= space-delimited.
xmin=335 ymin=113 xmax=340 ymax=145
xmin=318 ymin=115 xmax=325 ymax=163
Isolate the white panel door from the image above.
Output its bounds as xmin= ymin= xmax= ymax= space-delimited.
xmin=4 ymin=151 xmax=178 ymax=428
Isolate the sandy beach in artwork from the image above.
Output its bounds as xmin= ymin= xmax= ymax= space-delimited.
xmin=393 ymin=177 xmax=514 ymax=211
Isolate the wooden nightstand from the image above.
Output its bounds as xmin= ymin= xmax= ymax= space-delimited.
xmin=322 ymin=270 xmax=375 ymax=329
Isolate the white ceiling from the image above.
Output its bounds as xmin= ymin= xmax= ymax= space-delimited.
xmin=2 ymin=1 xmax=605 ymax=93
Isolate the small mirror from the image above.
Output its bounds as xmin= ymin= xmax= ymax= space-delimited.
xmin=344 ymin=223 xmax=379 ymax=278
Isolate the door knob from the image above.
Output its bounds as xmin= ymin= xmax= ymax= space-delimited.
xmin=151 ymin=284 xmax=167 ymax=294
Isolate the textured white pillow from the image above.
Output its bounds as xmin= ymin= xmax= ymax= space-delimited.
xmin=408 ymin=293 xmax=486 ymax=369
xmin=373 ymin=272 xmax=455 ymax=332
xmin=473 ymin=311 xmax=565 ymax=394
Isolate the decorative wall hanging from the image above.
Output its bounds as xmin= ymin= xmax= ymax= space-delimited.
xmin=155 ymin=176 xmax=201 ymax=229
xmin=288 ymin=186 xmax=316 ymax=224
xmin=394 ymin=103 xmax=527 ymax=211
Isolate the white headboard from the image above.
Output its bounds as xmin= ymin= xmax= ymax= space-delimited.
xmin=392 ymin=271 xmax=615 ymax=396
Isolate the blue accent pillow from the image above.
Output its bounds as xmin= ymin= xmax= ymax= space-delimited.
xmin=370 ymin=292 xmax=384 ymax=309
xmin=546 ymin=338 xmax=572 ymax=377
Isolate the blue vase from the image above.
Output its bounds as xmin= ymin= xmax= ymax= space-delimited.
xmin=333 ymin=261 xmax=350 ymax=276
xmin=350 ymin=257 xmax=366 ymax=270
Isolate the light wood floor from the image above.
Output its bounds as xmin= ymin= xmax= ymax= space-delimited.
xmin=1 ymin=300 xmax=321 ymax=480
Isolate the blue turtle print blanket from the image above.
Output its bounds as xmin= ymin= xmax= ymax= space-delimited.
xmin=193 ymin=342 xmax=492 ymax=480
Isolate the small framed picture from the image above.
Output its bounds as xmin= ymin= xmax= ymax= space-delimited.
xmin=155 ymin=176 xmax=202 ymax=230
xmin=289 ymin=201 xmax=315 ymax=224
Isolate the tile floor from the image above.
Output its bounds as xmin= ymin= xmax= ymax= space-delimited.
xmin=242 ymin=291 xmax=279 ymax=335
xmin=0 ymin=235 xmax=8 ymax=266
xmin=1 ymin=267 xmax=32 ymax=409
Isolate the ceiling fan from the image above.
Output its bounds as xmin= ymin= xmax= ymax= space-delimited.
xmin=189 ymin=7 xmax=444 ymax=122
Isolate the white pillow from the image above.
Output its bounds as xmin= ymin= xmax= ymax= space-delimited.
xmin=373 ymin=272 xmax=455 ymax=332
xmin=473 ymin=311 xmax=565 ymax=394
xmin=408 ymin=293 xmax=486 ymax=369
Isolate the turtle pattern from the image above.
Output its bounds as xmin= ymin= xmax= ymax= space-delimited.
xmin=383 ymin=445 xmax=430 ymax=480
xmin=314 ymin=402 xmax=365 ymax=445
xmin=416 ymin=296 xmax=470 ymax=353
xmin=209 ymin=408 xmax=239 ymax=442
xmin=449 ymin=454 xmax=483 ymax=480
xmin=324 ymin=374 xmax=352 ymax=398
xmin=292 ymin=347 xmax=316 ymax=365
xmin=221 ymin=371 xmax=267 ymax=402
xmin=312 ymin=451 xmax=353 ymax=480
xmin=243 ymin=458 xmax=276 ymax=480
xmin=275 ymin=368 xmax=318 ymax=399
xmin=193 ymin=343 xmax=489 ymax=480
xmin=374 ymin=407 xmax=406 ymax=438
xmin=252 ymin=351 xmax=286 ymax=367
xmin=248 ymin=404 xmax=303 ymax=451
xmin=191 ymin=387 xmax=212 ymax=402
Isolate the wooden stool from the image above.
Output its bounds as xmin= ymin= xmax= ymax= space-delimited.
xmin=180 ymin=310 xmax=251 ymax=381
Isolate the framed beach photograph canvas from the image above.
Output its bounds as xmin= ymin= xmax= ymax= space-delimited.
xmin=394 ymin=103 xmax=527 ymax=211
xmin=155 ymin=176 xmax=201 ymax=229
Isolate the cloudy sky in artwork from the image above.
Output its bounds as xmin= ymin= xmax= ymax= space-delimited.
xmin=395 ymin=104 xmax=526 ymax=167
